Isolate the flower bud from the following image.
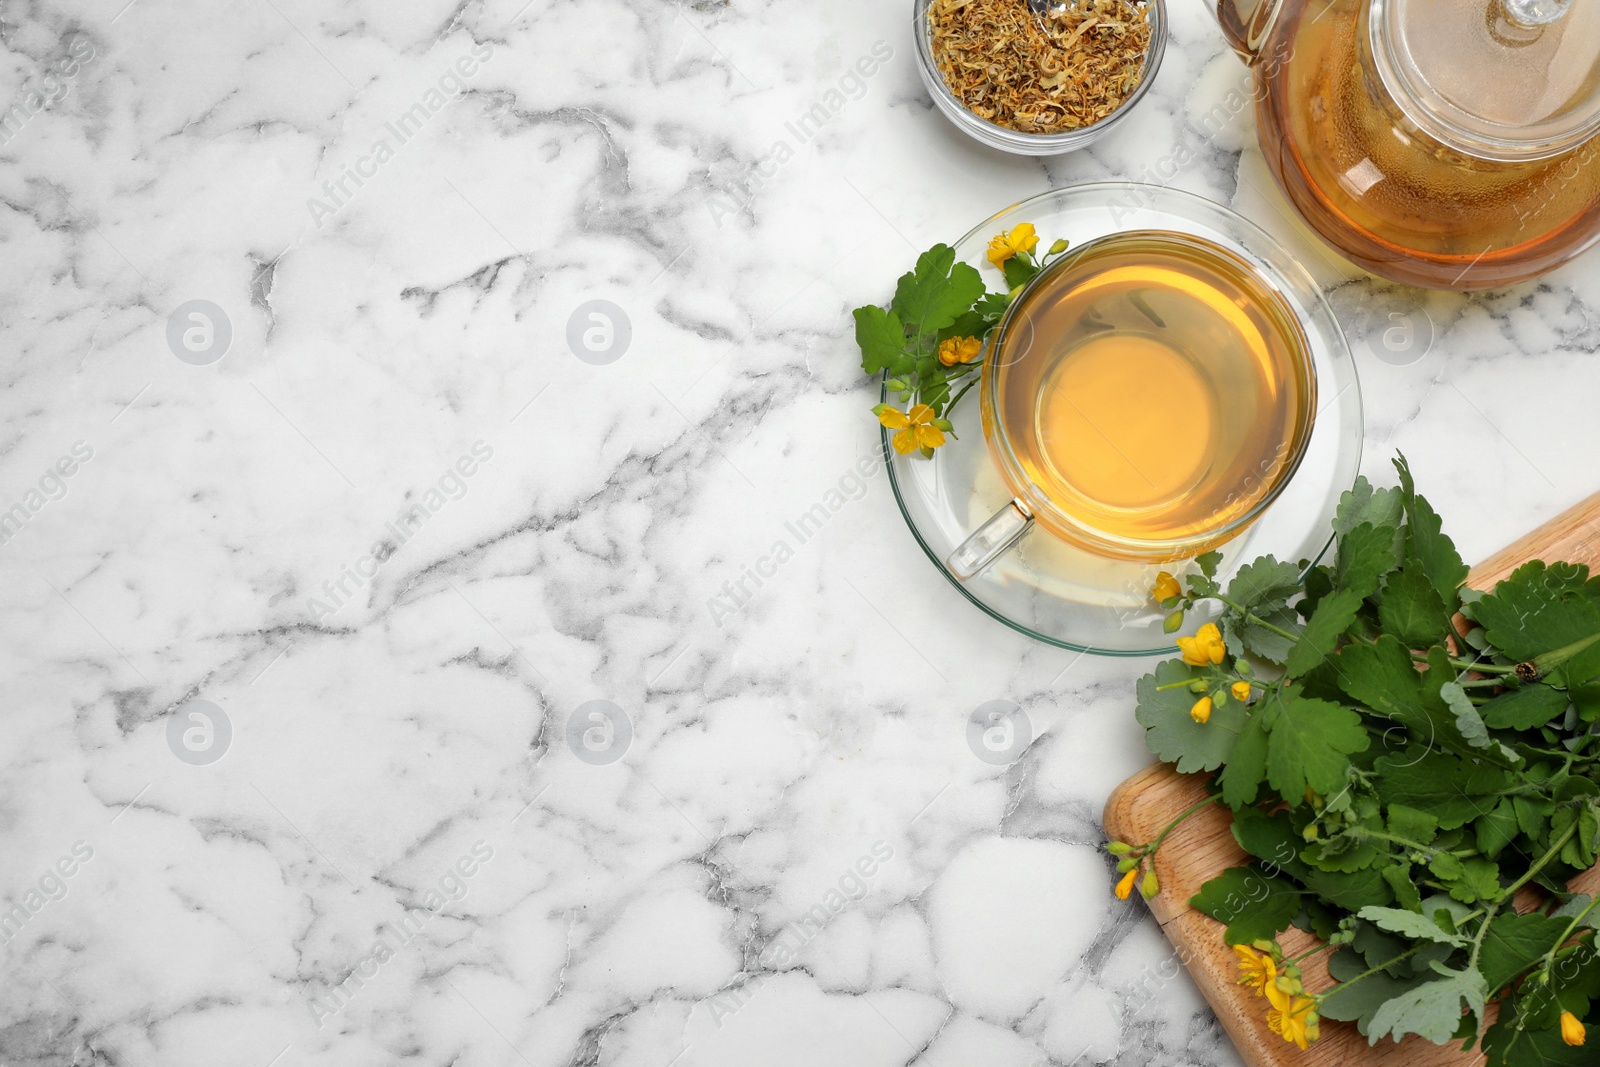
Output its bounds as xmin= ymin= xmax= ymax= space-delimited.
xmin=1048 ymin=238 xmax=1070 ymax=255
xmin=1140 ymin=870 xmax=1159 ymax=899
xmin=1106 ymin=841 xmax=1133 ymax=855
xmin=933 ymin=418 xmax=953 ymax=432
xmin=1163 ymin=609 xmax=1184 ymax=633
xmin=1116 ymin=857 xmax=1137 ymax=873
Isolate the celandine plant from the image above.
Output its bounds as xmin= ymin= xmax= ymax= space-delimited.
xmin=1110 ymin=457 xmax=1600 ymax=1062
xmin=851 ymin=222 xmax=1067 ymax=456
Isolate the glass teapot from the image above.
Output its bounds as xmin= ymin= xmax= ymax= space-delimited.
xmin=1215 ymin=0 xmax=1600 ymax=289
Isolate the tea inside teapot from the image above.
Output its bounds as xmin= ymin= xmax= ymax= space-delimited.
xmin=1219 ymin=0 xmax=1600 ymax=289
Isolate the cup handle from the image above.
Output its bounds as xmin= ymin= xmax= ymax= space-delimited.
xmin=946 ymin=499 xmax=1035 ymax=581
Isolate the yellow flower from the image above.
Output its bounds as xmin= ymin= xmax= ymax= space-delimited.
xmin=986 ymin=222 xmax=1039 ymax=268
xmin=1151 ymin=571 xmax=1182 ymax=603
xmin=1190 ymin=696 xmax=1213 ymax=724
xmin=937 ymin=335 xmax=983 ymax=366
xmin=1562 ymin=1010 xmax=1586 ymax=1046
xmin=1267 ymin=995 xmax=1319 ymax=1051
xmin=1233 ymin=945 xmax=1277 ymax=995
xmin=1114 ymin=868 xmax=1138 ymax=900
xmin=1176 ymin=622 xmax=1226 ymax=666
xmin=1232 ymin=680 xmax=1251 ymax=702
xmin=879 ymin=404 xmax=946 ymax=455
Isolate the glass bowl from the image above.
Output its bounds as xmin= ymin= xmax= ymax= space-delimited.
xmin=912 ymin=0 xmax=1168 ymax=156
xmin=881 ymin=184 xmax=1364 ymax=656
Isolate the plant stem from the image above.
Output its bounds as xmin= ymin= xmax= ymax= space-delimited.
xmin=1503 ymin=817 xmax=1581 ymax=899
xmin=1326 ymin=942 xmax=1427 ymax=996
xmin=1532 ymin=630 xmax=1600 ymax=675
xmin=1149 ymin=795 xmax=1222 ymax=854
xmin=1407 ymin=652 xmax=1518 ymax=676
xmin=1286 ymin=942 xmax=1333 ymax=966
xmin=1350 ymin=828 xmax=1452 ymax=858
xmin=1537 ymin=894 xmax=1600 ymax=975
xmin=945 ymin=377 xmax=977 ymax=415
xmin=1216 ymin=595 xmax=1300 ymax=642
xmin=1470 ymin=815 xmax=1583 ymax=970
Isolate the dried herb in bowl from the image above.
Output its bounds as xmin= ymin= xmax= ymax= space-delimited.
xmin=928 ymin=0 xmax=1153 ymax=134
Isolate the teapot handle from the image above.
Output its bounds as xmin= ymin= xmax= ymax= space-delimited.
xmin=1214 ymin=0 xmax=1285 ymax=64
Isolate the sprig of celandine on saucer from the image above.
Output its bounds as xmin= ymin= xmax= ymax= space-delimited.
xmin=851 ymin=221 xmax=1068 ymax=457
xmin=1108 ymin=455 xmax=1600 ymax=1062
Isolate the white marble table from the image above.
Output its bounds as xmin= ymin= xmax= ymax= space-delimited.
xmin=4 ymin=1 xmax=1598 ymax=1065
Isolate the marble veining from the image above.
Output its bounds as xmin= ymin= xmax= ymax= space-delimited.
xmin=2 ymin=0 xmax=1599 ymax=1065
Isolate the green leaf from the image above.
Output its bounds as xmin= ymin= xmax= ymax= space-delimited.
xmin=1373 ymin=750 xmax=1515 ymax=830
xmin=1265 ymin=689 xmax=1369 ymax=800
xmin=1226 ymin=556 xmax=1301 ymax=610
xmin=938 ymin=308 xmax=992 ymax=344
xmin=1428 ymin=850 xmax=1465 ymax=882
xmin=1303 ymin=864 xmax=1393 ymax=911
xmin=1482 ymin=684 xmax=1570 ymax=730
xmin=1285 ymin=588 xmax=1364 ymax=677
xmin=1515 ymin=794 xmax=1553 ymax=839
xmin=1394 ymin=455 xmax=1469 ymax=614
xmin=1331 ymin=634 xmax=1427 ymax=721
xmin=1225 ymin=605 xmax=1302 ymax=664
xmin=1335 ymin=637 xmax=1515 ymax=767
xmin=1485 ymin=1003 xmax=1597 ymax=1067
xmin=972 ymin=290 xmax=1010 ymax=319
xmin=1323 ymin=947 xmax=1428 ymax=1032
xmin=1002 ymin=254 xmax=1038 ymax=290
xmin=1473 ymin=560 xmax=1600 ymax=662
xmin=1381 ymin=862 xmax=1423 ymax=911
xmin=1387 ymin=804 xmax=1440 ymax=845
xmin=1220 ymin=705 xmax=1270 ymax=809
xmin=1197 ymin=550 xmax=1223 ymax=580
xmin=853 ymin=305 xmax=907 ymax=375
xmin=1335 ymin=476 xmax=1404 ymax=538
xmin=1441 ymin=854 xmax=1501 ymax=904
xmin=1305 ymin=831 xmax=1383 ymax=873
xmin=1231 ymin=806 xmax=1310 ymax=878
xmin=1299 ymin=899 xmax=1343 ymax=942
xmin=1439 ymin=681 xmax=1492 ymax=750
xmin=1478 ymin=913 xmax=1572 ymax=996
xmin=1366 ymin=962 xmax=1488 ymax=1045
xmin=1135 ymin=660 xmax=1247 ymax=773
xmin=1337 ymin=521 xmax=1402 ymax=599
xmin=1189 ymin=865 xmax=1303 ymax=945
xmin=1379 ymin=564 xmax=1449 ymax=649
xmin=891 ymin=245 xmax=986 ymax=341
xmin=1356 ymin=905 xmax=1468 ymax=946
xmin=1475 ymin=799 xmax=1520 ymax=859
xmin=1552 ymin=940 xmax=1600 ymax=1010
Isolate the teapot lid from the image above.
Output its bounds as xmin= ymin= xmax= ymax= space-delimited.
xmin=1373 ymin=0 xmax=1600 ymax=161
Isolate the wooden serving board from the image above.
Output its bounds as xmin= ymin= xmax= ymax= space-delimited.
xmin=1103 ymin=489 xmax=1600 ymax=1067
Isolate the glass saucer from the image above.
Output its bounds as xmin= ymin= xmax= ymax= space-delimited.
xmin=881 ymin=183 xmax=1363 ymax=656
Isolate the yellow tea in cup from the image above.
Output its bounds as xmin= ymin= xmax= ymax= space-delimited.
xmin=982 ymin=230 xmax=1315 ymax=560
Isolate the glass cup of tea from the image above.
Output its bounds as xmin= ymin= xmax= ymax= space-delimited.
xmin=947 ymin=229 xmax=1318 ymax=579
